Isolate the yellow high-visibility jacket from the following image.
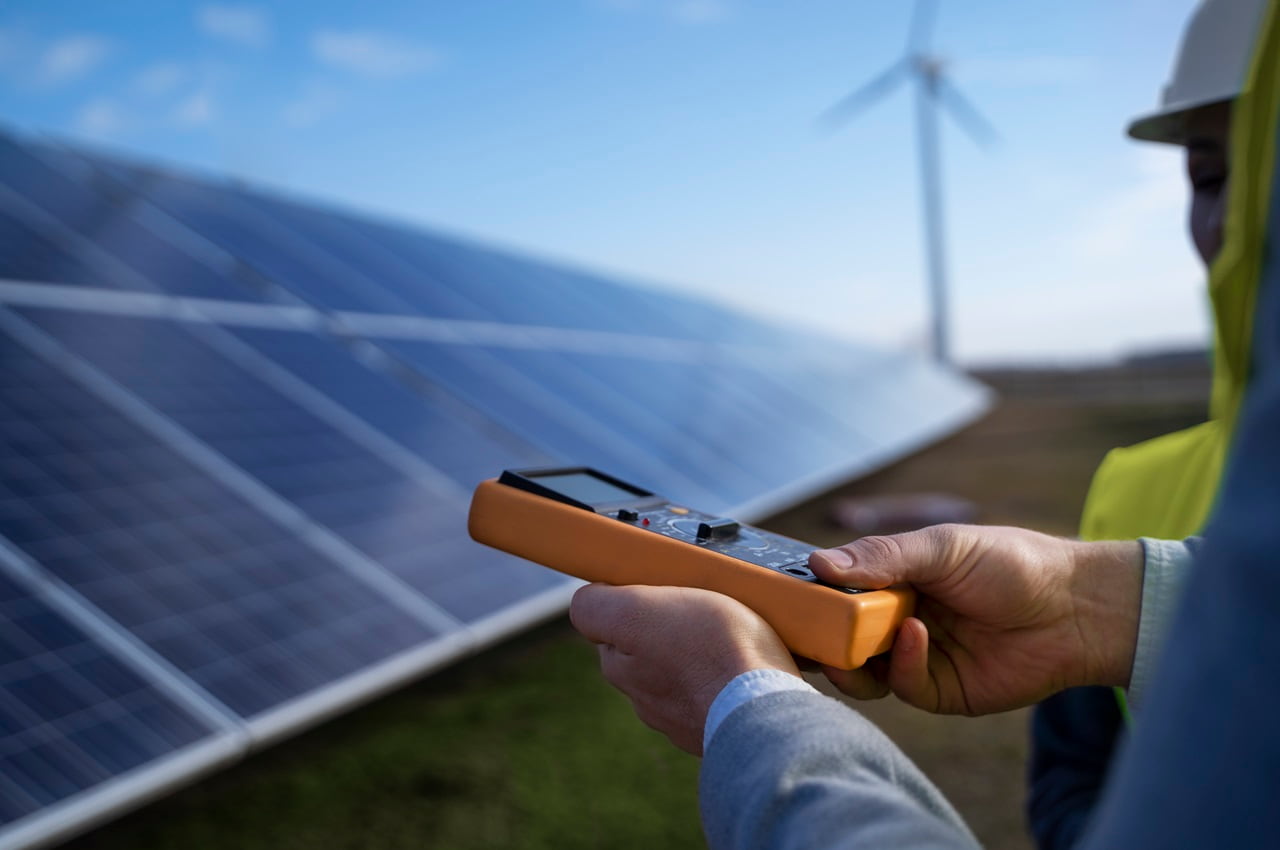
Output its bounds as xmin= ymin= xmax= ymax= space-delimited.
xmin=1079 ymin=41 xmax=1275 ymax=540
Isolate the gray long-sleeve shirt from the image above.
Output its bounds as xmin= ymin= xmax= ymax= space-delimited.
xmin=699 ymin=539 xmax=1196 ymax=850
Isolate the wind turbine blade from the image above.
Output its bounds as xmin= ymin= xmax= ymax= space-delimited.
xmin=908 ymin=0 xmax=940 ymax=52
xmin=817 ymin=60 xmax=910 ymax=132
xmin=937 ymin=78 xmax=999 ymax=147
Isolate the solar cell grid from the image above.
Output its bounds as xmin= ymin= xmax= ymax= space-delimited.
xmin=542 ymin=264 xmax=739 ymax=342
xmin=342 ymin=219 xmax=673 ymax=334
xmin=469 ymin=346 xmax=768 ymax=502
xmin=219 ymin=192 xmax=437 ymax=315
xmin=228 ymin=326 xmax=549 ymax=487
xmin=16 ymin=308 xmax=559 ymax=623
xmin=0 ymin=141 xmax=246 ymax=302
xmin=0 ymin=572 xmax=215 ymax=826
xmin=0 ymin=137 xmax=111 ymax=237
xmin=558 ymin=351 xmax=864 ymax=485
xmin=136 ymin=179 xmax=417 ymax=314
xmin=393 ymin=536 xmax=567 ymax=625
xmin=22 ymin=310 xmax=443 ymax=510
xmin=764 ymin=354 xmax=964 ymax=447
xmin=0 ymin=208 xmax=102 ymax=286
xmin=0 ymin=327 xmax=440 ymax=718
xmin=379 ymin=337 xmax=728 ymax=507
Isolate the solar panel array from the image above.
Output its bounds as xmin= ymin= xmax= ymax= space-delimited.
xmin=0 ymin=129 xmax=990 ymax=848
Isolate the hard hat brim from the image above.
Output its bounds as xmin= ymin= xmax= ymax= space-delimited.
xmin=1127 ymin=95 xmax=1233 ymax=145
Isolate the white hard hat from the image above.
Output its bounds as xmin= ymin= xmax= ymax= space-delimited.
xmin=1128 ymin=0 xmax=1270 ymax=144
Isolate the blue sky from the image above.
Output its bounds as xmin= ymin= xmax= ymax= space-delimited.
xmin=0 ymin=0 xmax=1204 ymax=364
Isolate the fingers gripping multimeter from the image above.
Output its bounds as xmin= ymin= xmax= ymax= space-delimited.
xmin=468 ymin=467 xmax=914 ymax=669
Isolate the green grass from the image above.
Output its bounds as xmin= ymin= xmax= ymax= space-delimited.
xmin=67 ymin=622 xmax=704 ymax=850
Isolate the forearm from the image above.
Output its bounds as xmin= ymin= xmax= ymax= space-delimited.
xmin=700 ymin=690 xmax=979 ymax=850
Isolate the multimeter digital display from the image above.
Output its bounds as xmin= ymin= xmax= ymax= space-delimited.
xmin=469 ymin=467 xmax=915 ymax=669
xmin=517 ymin=471 xmax=648 ymax=508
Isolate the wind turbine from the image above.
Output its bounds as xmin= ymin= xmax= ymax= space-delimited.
xmin=819 ymin=0 xmax=996 ymax=365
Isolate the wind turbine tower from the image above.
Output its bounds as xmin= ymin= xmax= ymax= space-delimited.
xmin=820 ymin=0 xmax=996 ymax=364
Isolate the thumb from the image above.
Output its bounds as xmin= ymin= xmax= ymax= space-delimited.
xmin=809 ymin=527 xmax=953 ymax=590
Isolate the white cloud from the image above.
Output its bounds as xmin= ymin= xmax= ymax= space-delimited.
xmin=312 ymin=30 xmax=440 ymax=78
xmin=76 ymin=97 xmax=125 ymax=136
xmin=174 ymin=91 xmax=215 ymax=126
xmin=282 ymin=84 xmax=341 ymax=127
xmin=198 ymin=5 xmax=270 ymax=48
xmin=39 ymin=35 xmax=111 ymax=85
xmin=133 ymin=62 xmax=187 ymax=96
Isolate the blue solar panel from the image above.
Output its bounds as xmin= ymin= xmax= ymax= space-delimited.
xmin=449 ymin=346 xmax=772 ymax=501
xmin=225 ymin=325 xmax=550 ymax=487
xmin=0 ymin=571 xmax=216 ymax=827
xmin=376 ymin=337 xmax=728 ymax=507
xmin=0 ymin=128 xmax=990 ymax=847
xmin=0 ymin=326 xmax=441 ymax=717
xmin=17 ymin=307 xmax=570 ymax=622
xmin=0 ymin=139 xmax=254 ymax=302
xmin=0 ymin=208 xmax=102 ymax=286
xmin=348 ymin=224 xmax=640 ymax=329
xmin=557 ymin=352 xmax=864 ymax=479
xmin=762 ymin=350 xmax=977 ymax=450
xmin=127 ymin=178 xmax=416 ymax=314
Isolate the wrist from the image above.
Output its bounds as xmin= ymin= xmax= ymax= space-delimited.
xmin=703 ymin=669 xmax=818 ymax=753
xmin=1067 ymin=539 xmax=1144 ymax=688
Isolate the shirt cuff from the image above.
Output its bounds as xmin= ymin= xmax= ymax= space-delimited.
xmin=703 ymin=668 xmax=818 ymax=753
xmin=1130 ymin=537 xmax=1196 ymax=708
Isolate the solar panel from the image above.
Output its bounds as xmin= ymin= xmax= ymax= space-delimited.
xmin=225 ymin=325 xmax=550 ymax=491
xmin=0 ymin=322 xmax=446 ymax=720
xmin=0 ymin=138 xmax=257 ymax=302
xmin=0 ymin=208 xmax=102 ymax=287
xmin=0 ymin=572 xmax=225 ymax=827
xmin=0 ymin=128 xmax=990 ymax=847
xmin=13 ymin=307 xmax=549 ymax=616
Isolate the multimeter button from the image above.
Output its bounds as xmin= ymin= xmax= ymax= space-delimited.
xmin=696 ymin=518 xmax=741 ymax=540
xmin=616 ymin=509 xmax=639 ymax=522
xmin=669 ymin=506 xmax=690 ymax=515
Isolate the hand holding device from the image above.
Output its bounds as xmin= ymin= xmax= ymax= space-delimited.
xmin=468 ymin=467 xmax=915 ymax=670
xmin=809 ymin=525 xmax=1144 ymax=715
xmin=570 ymin=582 xmax=800 ymax=756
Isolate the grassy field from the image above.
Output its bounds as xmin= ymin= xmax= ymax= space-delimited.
xmin=65 ymin=364 xmax=1209 ymax=850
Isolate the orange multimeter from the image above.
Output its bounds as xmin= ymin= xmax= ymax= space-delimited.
xmin=468 ymin=467 xmax=914 ymax=669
